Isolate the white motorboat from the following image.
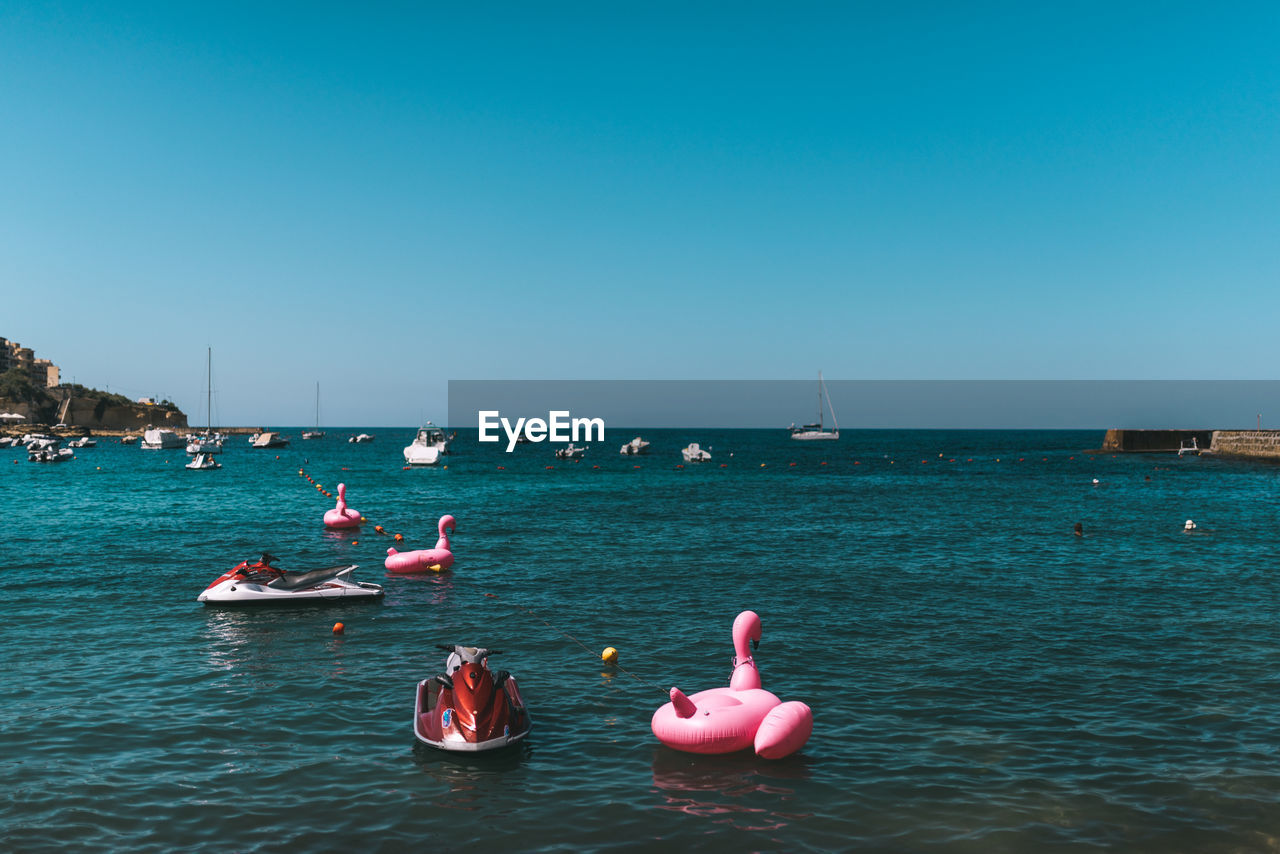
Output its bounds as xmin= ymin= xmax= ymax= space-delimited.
xmin=67 ymin=437 xmax=97 ymax=448
xmin=404 ymin=423 xmax=448 ymax=466
xmin=186 ymin=452 xmax=221 ymax=470
xmin=348 ymin=433 xmax=374 ymax=444
xmin=1178 ymin=437 xmax=1201 ymax=457
xmin=0 ymin=437 xmax=13 ymax=449
xmin=789 ymin=371 xmax=839 ymax=441
xmin=30 ymin=447 xmax=75 ymax=462
xmin=141 ymin=427 xmax=184 ymax=449
xmin=250 ymin=431 xmax=289 ymax=449
xmin=197 ymin=555 xmax=384 ymax=605
xmin=555 ymin=443 xmax=587 ymax=460
xmin=120 ymin=435 xmax=139 ymax=445
xmin=28 ymin=437 xmax=73 ymax=462
xmin=619 ymin=436 xmax=651 ymax=455
xmin=681 ymin=442 xmax=711 ymax=462
xmin=186 ymin=434 xmax=223 ymax=454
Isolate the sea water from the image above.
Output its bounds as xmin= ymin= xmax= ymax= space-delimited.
xmin=3 ymin=429 xmax=1279 ymax=851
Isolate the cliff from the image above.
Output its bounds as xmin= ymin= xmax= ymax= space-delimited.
xmin=0 ymin=393 xmax=186 ymax=431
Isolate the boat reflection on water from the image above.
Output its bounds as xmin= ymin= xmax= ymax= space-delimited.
xmin=650 ymin=748 xmax=813 ymax=830
xmin=383 ymin=569 xmax=455 ymax=608
xmin=411 ymin=739 xmax=532 ymax=802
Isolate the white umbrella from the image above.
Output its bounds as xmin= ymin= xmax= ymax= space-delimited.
xmin=0 ymin=412 xmax=26 ymax=421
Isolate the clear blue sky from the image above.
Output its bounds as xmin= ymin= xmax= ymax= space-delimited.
xmin=3 ymin=2 xmax=1278 ymax=426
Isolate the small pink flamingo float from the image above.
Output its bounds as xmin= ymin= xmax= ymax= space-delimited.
xmin=384 ymin=514 xmax=456 ymax=574
xmin=651 ymin=610 xmax=812 ymax=759
xmin=323 ymin=483 xmax=363 ymax=529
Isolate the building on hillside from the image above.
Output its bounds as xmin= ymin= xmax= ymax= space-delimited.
xmin=34 ymin=359 xmax=59 ymax=388
xmin=1 ymin=336 xmax=62 ymax=388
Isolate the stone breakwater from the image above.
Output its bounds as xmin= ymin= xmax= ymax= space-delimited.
xmin=1208 ymin=430 xmax=1280 ymax=459
xmin=1098 ymin=429 xmax=1280 ymax=460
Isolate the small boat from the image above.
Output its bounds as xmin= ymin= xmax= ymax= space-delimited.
xmin=681 ymin=443 xmax=711 ymax=462
xmin=28 ymin=437 xmax=74 ymax=462
xmin=186 ymin=452 xmax=221 ymax=470
xmin=197 ymin=554 xmax=383 ymax=605
xmin=789 ymin=371 xmax=839 ymax=441
xmin=120 ymin=435 xmax=139 ymax=445
xmin=348 ymin=433 xmax=374 ymax=444
xmin=250 ymin=431 xmax=289 ymax=449
xmin=0 ymin=437 xmax=13 ymax=449
xmin=67 ymin=437 xmax=96 ymax=448
xmin=404 ymin=423 xmax=448 ymax=466
xmin=555 ymin=443 xmax=587 ymax=460
xmin=141 ymin=426 xmax=184 ymax=449
xmin=1178 ymin=437 xmax=1201 ymax=457
xmin=303 ymin=382 xmax=325 ymax=439
xmin=414 ymin=645 xmax=531 ymax=752
xmin=186 ymin=434 xmax=223 ymax=454
xmin=619 ymin=436 xmax=651 ymax=455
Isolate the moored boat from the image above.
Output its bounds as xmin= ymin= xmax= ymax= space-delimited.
xmin=620 ymin=436 xmax=651 ymax=455
xmin=141 ymin=426 xmax=184 ymax=450
xmin=404 ymin=423 xmax=448 ymax=466
xmin=789 ymin=371 xmax=839 ymax=441
xmin=681 ymin=443 xmax=711 ymax=462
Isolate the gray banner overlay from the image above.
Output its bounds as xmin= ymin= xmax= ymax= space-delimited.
xmin=447 ymin=380 xmax=1280 ymax=431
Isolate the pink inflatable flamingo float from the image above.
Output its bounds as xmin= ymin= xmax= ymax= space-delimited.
xmin=323 ymin=483 xmax=363 ymax=529
xmin=651 ymin=610 xmax=813 ymax=759
xmin=384 ymin=514 xmax=456 ymax=574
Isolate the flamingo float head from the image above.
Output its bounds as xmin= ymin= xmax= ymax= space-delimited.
xmin=729 ymin=610 xmax=763 ymax=691
xmin=336 ymin=482 xmax=348 ymax=510
xmin=438 ymin=514 xmax=456 ymax=537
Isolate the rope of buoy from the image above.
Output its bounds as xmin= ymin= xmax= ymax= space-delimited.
xmin=298 ymin=467 xmax=408 ymax=543
xmin=484 ymin=592 xmax=668 ymax=696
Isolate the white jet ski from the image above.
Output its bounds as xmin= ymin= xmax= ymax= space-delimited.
xmin=197 ymin=553 xmax=384 ymax=605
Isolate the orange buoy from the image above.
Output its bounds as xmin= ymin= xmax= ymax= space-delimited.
xmin=375 ymin=525 xmax=385 ymax=534
xmin=789 ymin=462 xmax=797 ymax=467
xmin=545 ymin=465 xmax=554 ymax=470
xmin=352 ymin=540 xmax=358 ymax=545
xmin=333 ymin=622 xmax=345 ymax=634
xmin=676 ymin=464 xmax=684 ymax=469
xmin=394 ymin=533 xmax=403 ymax=542
xmin=497 ymin=465 xmax=505 ymax=470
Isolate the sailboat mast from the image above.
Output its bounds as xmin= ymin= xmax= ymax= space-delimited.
xmin=206 ymin=347 xmax=212 ymax=431
xmin=818 ymin=371 xmax=824 ymax=429
xmin=315 ymin=382 xmax=320 ymax=429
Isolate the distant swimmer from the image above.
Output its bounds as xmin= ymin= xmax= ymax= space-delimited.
xmin=1184 ymin=519 xmax=1197 ymax=532
xmin=1074 ymin=522 xmax=1083 ymax=537
xmin=1092 ymin=478 xmax=1100 ymax=485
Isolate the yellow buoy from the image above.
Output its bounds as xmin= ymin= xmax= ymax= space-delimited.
xmin=601 ymin=647 xmax=618 ymax=664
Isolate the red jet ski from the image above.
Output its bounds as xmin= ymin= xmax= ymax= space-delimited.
xmin=414 ymin=645 xmax=531 ymax=752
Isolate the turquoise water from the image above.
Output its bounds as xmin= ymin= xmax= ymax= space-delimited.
xmin=4 ymin=429 xmax=1280 ymax=852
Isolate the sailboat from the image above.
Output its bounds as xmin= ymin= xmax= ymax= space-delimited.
xmin=789 ymin=371 xmax=839 ymax=441
xmin=186 ymin=348 xmax=223 ymax=455
xmin=303 ymin=383 xmax=325 ymax=439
